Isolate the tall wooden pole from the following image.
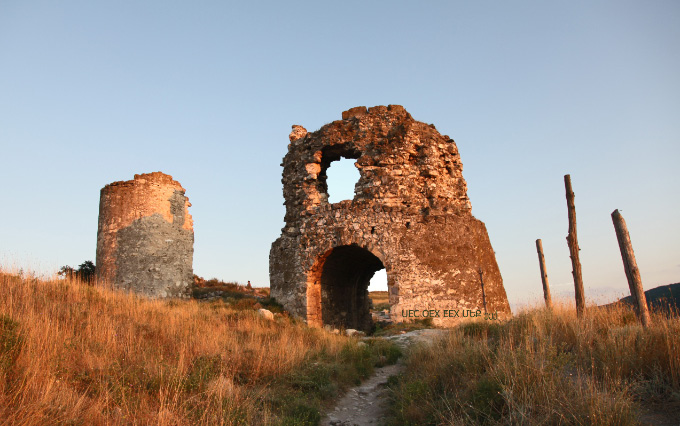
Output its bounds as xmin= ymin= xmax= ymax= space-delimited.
xmin=611 ymin=209 xmax=651 ymax=327
xmin=565 ymin=174 xmax=586 ymax=317
xmin=535 ymin=239 xmax=553 ymax=309
xmin=478 ymin=268 xmax=488 ymax=314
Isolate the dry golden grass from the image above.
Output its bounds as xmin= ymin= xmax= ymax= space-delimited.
xmin=387 ymin=302 xmax=680 ymax=425
xmin=368 ymin=291 xmax=390 ymax=309
xmin=0 ymin=271 xmax=397 ymax=425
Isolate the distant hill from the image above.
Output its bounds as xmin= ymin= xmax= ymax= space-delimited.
xmin=604 ymin=283 xmax=680 ymax=314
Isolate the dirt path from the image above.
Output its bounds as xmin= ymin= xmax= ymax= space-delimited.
xmin=320 ymin=329 xmax=447 ymax=426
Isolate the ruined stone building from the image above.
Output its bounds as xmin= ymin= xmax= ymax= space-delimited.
xmin=270 ymin=105 xmax=511 ymax=331
xmin=96 ymin=172 xmax=194 ymax=298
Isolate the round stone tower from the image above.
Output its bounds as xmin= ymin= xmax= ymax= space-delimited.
xmin=270 ymin=105 xmax=511 ymax=331
xmin=96 ymin=172 xmax=194 ymax=298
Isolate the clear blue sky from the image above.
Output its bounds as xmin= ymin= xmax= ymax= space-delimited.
xmin=1 ymin=1 xmax=678 ymax=310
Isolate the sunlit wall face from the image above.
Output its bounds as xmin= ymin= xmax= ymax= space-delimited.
xmin=322 ymin=156 xmax=388 ymax=292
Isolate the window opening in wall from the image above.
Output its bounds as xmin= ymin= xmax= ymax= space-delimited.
xmin=325 ymin=157 xmax=359 ymax=203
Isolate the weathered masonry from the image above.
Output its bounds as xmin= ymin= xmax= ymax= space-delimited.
xmin=96 ymin=172 xmax=194 ymax=298
xmin=270 ymin=106 xmax=511 ymax=331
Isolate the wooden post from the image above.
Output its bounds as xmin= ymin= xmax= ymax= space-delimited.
xmin=611 ymin=209 xmax=651 ymax=327
xmin=535 ymin=239 xmax=553 ymax=309
xmin=478 ymin=268 xmax=487 ymax=314
xmin=565 ymin=174 xmax=586 ymax=317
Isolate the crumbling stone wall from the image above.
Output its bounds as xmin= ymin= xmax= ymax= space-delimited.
xmin=96 ymin=172 xmax=194 ymax=298
xmin=270 ymin=105 xmax=511 ymax=331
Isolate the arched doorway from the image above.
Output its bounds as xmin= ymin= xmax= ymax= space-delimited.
xmin=307 ymin=245 xmax=385 ymax=332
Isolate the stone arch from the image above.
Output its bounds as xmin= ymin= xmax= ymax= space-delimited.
xmin=269 ymin=106 xmax=512 ymax=329
xmin=306 ymin=244 xmax=390 ymax=331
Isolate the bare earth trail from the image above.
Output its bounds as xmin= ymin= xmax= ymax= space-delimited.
xmin=321 ymin=329 xmax=448 ymax=426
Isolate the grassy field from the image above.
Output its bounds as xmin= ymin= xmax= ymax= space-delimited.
xmin=5 ymin=270 xmax=679 ymax=425
xmin=0 ymin=271 xmax=399 ymax=426
xmin=385 ymin=302 xmax=680 ymax=425
xmin=369 ymin=291 xmax=390 ymax=312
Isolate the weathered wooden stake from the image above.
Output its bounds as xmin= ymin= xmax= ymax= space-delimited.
xmin=611 ymin=209 xmax=651 ymax=327
xmin=535 ymin=239 xmax=553 ymax=309
xmin=478 ymin=268 xmax=487 ymax=314
xmin=565 ymin=174 xmax=586 ymax=317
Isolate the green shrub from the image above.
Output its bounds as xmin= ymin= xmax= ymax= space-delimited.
xmin=470 ymin=376 xmax=505 ymax=423
xmin=280 ymin=402 xmax=321 ymax=426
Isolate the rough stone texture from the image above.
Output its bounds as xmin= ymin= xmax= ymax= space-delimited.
xmin=96 ymin=172 xmax=194 ymax=298
xmin=270 ymin=105 xmax=511 ymax=331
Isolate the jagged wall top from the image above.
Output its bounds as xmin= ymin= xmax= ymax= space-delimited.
xmin=100 ymin=171 xmax=193 ymax=232
xmin=281 ymin=105 xmax=471 ymax=224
